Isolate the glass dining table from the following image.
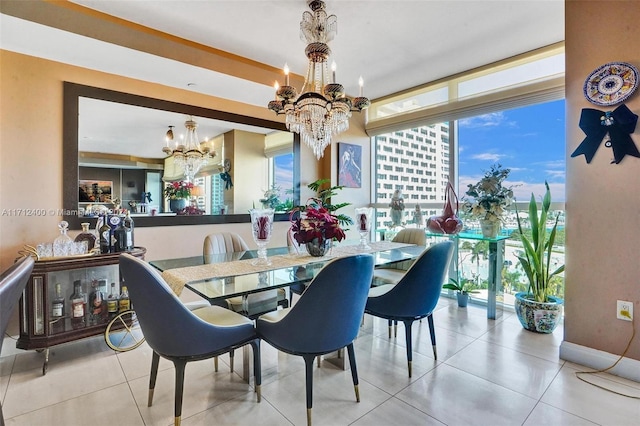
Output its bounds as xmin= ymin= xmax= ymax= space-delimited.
xmin=149 ymin=241 xmax=426 ymax=381
xmin=149 ymin=241 xmax=426 ymax=308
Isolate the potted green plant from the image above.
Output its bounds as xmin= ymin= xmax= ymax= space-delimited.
xmin=163 ymin=180 xmax=193 ymax=213
xmin=443 ymin=277 xmax=479 ymax=307
xmin=514 ymin=181 xmax=565 ymax=333
xmin=289 ymin=179 xmax=353 ymax=256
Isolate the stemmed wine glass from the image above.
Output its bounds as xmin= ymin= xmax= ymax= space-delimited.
xmin=355 ymin=207 xmax=373 ymax=250
xmin=249 ymin=208 xmax=274 ymax=265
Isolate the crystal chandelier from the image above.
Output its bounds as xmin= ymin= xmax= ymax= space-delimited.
xmin=267 ymin=0 xmax=370 ymax=159
xmin=162 ymin=117 xmax=211 ymax=181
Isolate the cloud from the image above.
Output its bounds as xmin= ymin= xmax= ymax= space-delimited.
xmin=545 ymin=169 xmax=565 ymax=180
xmin=535 ymin=160 xmax=565 ymax=169
xmin=457 ymin=176 xmax=566 ymax=203
xmin=471 ymin=153 xmax=505 ymax=161
xmin=459 ymin=112 xmax=516 ymax=128
xmin=510 ymin=181 xmax=565 ymax=203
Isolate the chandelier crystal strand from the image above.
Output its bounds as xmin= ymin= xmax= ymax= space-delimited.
xmin=268 ymin=0 xmax=369 ymax=159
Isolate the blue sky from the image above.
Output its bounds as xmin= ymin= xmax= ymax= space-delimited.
xmin=274 ymin=153 xmax=294 ymax=196
xmin=458 ymin=99 xmax=566 ymax=202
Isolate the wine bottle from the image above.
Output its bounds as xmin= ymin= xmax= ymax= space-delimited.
xmin=74 ymin=222 xmax=97 ymax=252
xmin=118 ymin=285 xmax=130 ymax=312
xmin=88 ymin=280 xmax=104 ymax=324
xmin=107 ymin=282 xmax=119 ymax=316
xmin=123 ymin=211 xmax=134 ymax=251
xmin=70 ymin=280 xmax=86 ymax=329
xmin=52 ymin=283 xmax=65 ymax=318
xmin=98 ymin=214 xmax=111 ymax=254
xmin=113 ymin=217 xmax=127 ymax=252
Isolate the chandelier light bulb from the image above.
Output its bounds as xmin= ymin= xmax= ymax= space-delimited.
xmin=284 ymin=63 xmax=290 ymax=86
xmin=332 ymin=61 xmax=337 ymax=83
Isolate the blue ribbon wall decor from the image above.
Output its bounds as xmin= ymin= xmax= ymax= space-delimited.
xmin=220 ymin=172 xmax=233 ymax=190
xmin=571 ymin=104 xmax=639 ymax=164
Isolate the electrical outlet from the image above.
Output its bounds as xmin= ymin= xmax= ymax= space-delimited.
xmin=617 ymin=300 xmax=633 ymax=321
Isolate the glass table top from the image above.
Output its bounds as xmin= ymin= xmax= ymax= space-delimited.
xmin=150 ymin=243 xmax=426 ymax=303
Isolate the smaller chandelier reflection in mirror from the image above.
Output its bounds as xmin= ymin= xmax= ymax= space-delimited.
xmin=162 ymin=117 xmax=215 ymax=180
xmin=267 ymin=0 xmax=370 ymax=159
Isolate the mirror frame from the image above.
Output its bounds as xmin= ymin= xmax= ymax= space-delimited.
xmin=63 ymin=82 xmax=300 ymax=229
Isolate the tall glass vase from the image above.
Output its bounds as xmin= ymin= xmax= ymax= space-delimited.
xmin=355 ymin=207 xmax=373 ymax=250
xmin=250 ymin=208 xmax=274 ymax=265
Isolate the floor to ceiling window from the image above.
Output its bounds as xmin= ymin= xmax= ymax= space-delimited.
xmin=458 ymin=99 xmax=566 ymax=302
xmin=368 ymin=43 xmax=566 ymax=306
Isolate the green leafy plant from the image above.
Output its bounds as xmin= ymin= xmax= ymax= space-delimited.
xmin=288 ymin=179 xmax=354 ymax=244
xmin=442 ymin=277 xmax=479 ymax=295
xmin=296 ymin=179 xmax=353 ymax=228
xmin=515 ymin=181 xmax=565 ymax=303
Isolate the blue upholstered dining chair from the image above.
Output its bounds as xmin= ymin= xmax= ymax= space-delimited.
xmin=256 ymin=254 xmax=374 ymax=426
xmin=119 ymin=254 xmax=261 ymax=426
xmin=365 ymin=240 xmax=454 ymax=377
xmin=0 ymin=256 xmax=35 ymax=426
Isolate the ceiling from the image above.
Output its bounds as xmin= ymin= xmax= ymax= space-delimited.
xmin=0 ymin=0 xmax=564 ymax=158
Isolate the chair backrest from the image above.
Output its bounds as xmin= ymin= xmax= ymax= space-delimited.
xmin=393 ymin=228 xmax=426 ymax=245
xmin=119 ymin=253 xmax=250 ymax=357
xmin=390 ymin=228 xmax=427 ymax=270
xmin=265 ymin=254 xmax=374 ymax=354
xmin=0 ymin=256 xmax=35 ymax=354
xmin=203 ymin=232 xmax=249 ymax=255
xmin=371 ymin=241 xmax=454 ymax=317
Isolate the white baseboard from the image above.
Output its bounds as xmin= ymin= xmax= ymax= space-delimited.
xmin=560 ymin=341 xmax=640 ymax=382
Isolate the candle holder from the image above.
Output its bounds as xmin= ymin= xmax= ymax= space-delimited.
xmin=355 ymin=207 xmax=373 ymax=250
xmin=250 ymin=208 xmax=274 ymax=265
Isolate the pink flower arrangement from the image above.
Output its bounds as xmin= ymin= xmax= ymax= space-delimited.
xmin=290 ymin=206 xmax=346 ymax=244
xmin=163 ymin=181 xmax=194 ymax=200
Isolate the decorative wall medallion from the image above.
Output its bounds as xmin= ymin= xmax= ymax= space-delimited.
xmin=583 ymin=62 xmax=639 ymax=106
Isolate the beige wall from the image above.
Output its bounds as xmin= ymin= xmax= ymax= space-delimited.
xmin=0 ymin=51 xmax=370 ymax=253
xmin=564 ymin=1 xmax=640 ymax=360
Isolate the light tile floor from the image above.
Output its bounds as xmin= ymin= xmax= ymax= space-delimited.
xmin=2 ymin=299 xmax=639 ymax=426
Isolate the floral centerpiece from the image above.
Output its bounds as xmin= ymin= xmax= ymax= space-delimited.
xmin=289 ymin=179 xmax=352 ymax=256
xmin=290 ymin=206 xmax=346 ymax=244
xmin=163 ymin=180 xmax=194 ymax=200
xmin=462 ymin=164 xmax=514 ymax=237
xmin=164 ymin=180 xmax=194 ymax=214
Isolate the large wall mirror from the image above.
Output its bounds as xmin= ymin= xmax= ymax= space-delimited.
xmin=63 ymin=82 xmax=300 ymax=229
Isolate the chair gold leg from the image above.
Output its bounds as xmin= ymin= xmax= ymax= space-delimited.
xmin=256 ymin=384 xmax=261 ymax=402
xmin=394 ymin=322 xmax=398 ymax=338
xmin=230 ymin=353 xmax=234 ymax=373
xmin=307 ymin=408 xmax=312 ymax=426
xmin=214 ymin=356 xmax=218 ymax=372
xmin=432 ymin=344 xmax=437 ymax=360
xmin=354 ymin=384 xmax=360 ymax=402
xmin=147 ymin=388 xmax=154 ymax=407
xmin=388 ymin=324 xmax=392 ymax=338
xmin=174 ymin=416 xmax=181 ymax=426
xmin=408 ymin=360 xmax=412 ymax=378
